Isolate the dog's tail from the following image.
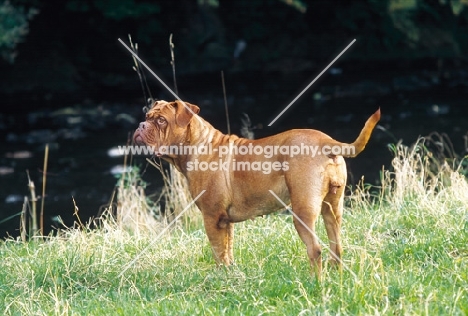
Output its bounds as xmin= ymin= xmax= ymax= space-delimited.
xmin=347 ymin=108 xmax=380 ymax=157
xmin=328 ymin=108 xmax=380 ymax=158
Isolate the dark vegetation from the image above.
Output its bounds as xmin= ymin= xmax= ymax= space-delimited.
xmin=2 ymin=0 xmax=468 ymax=104
xmin=2 ymin=0 xmax=468 ymax=238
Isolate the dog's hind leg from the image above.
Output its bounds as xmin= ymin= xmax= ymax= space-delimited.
xmin=227 ymin=221 xmax=234 ymax=263
xmin=322 ymin=188 xmax=344 ymax=269
xmin=291 ymin=197 xmax=323 ymax=279
xmin=321 ymin=158 xmax=346 ymax=269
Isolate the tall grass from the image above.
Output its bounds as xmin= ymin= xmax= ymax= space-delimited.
xmin=0 ymin=137 xmax=467 ymax=315
xmin=146 ymin=158 xmax=202 ymax=229
xmin=112 ymin=166 xmax=163 ymax=236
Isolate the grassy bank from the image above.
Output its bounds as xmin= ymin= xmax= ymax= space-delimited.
xmin=0 ymin=140 xmax=467 ymax=315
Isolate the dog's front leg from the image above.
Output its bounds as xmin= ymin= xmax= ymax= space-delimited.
xmin=202 ymin=213 xmax=234 ymax=265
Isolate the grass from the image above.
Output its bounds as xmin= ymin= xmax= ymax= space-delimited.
xmin=0 ymin=138 xmax=467 ymax=315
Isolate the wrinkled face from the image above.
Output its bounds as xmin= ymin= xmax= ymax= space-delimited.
xmin=133 ymin=100 xmax=200 ymax=157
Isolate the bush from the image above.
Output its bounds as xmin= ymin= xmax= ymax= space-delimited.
xmin=0 ymin=1 xmax=38 ymax=63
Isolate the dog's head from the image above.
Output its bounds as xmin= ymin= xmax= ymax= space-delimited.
xmin=133 ymin=100 xmax=200 ymax=157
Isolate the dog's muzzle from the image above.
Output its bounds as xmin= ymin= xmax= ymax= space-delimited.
xmin=133 ymin=122 xmax=147 ymax=145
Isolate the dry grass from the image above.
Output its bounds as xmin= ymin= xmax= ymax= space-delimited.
xmin=145 ymin=159 xmax=202 ymax=229
xmin=351 ymin=135 xmax=468 ymax=209
xmin=1 ymin=136 xmax=467 ymax=314
xmin=113 ymin=166 xmax=163 ymax=236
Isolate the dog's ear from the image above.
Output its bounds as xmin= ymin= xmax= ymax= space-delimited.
xmin=173 ymin=100 xmax=200 ymax=127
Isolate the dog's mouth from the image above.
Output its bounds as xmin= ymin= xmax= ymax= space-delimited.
xmin=133 ymin=131 xmax=166 ymax=157
xmin=133 ymin=131 xmax=145 ymax=145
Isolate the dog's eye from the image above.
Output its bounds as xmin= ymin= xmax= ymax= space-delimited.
xmin=156 ymin=117 xmax=166 ymax=125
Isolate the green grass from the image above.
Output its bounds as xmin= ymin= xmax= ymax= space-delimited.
xmin=0 ymin=209 xmax=466 ymax=315
xmin=1 ymin=140 xmax=467 ymax=315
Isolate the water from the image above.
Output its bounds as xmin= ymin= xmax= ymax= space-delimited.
xmin=1 ymin=68 xmax=467 ymax=238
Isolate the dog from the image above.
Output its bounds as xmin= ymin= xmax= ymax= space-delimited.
xmin=133 ymin=100 xmax=380 ymax=278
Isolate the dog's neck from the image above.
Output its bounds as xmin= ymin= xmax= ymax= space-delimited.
xmin=188 ymin=115 xmax=243 ymax=147
xmin=168 ymin=115 xmax=245 ymax=174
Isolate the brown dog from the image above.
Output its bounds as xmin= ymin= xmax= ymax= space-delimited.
xmin=134 ymin=100 xmax=380 ymax=278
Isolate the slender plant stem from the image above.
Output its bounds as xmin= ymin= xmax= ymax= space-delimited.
xmin=129 ymin=34 xmax=148 ymax=106
xmin=40 ymin=143 xmax=49 ymax=236
xmin=20 ymin=197 xmax=28 ymax=242
xmin=221 ymin=71 xmax=230 ymax=135
xmin=169 ymin=34 xmax=178 ymax=95
xmin=26 ymin=170 xmax=38 ymax=236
